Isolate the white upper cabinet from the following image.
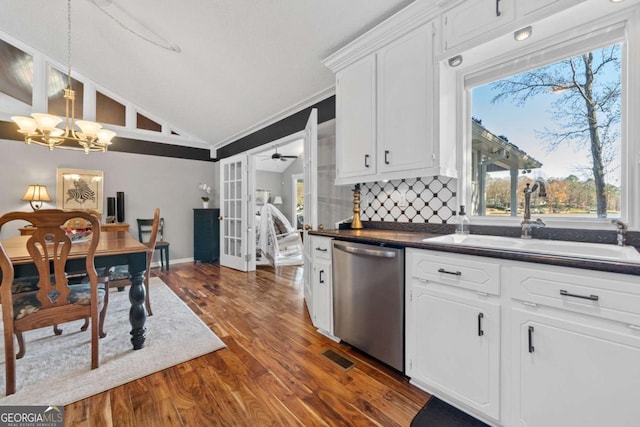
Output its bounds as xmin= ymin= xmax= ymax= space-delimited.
xmin=518 ymin=0 xmax=584 ymax=18
xmin=377 ymin=25 xmax=434 ymax=175
xmin=442 ymin=0 xmax=515 ymax=52
xmin=326 ymin=14 xmax=456 ymax=185
xmin=335 ymin=55 xmax=377 ymax=180
xmin=333 ymin=22 xmax=438 ymax=185
xmin=442 ymin=0 xmax=584 ymax=53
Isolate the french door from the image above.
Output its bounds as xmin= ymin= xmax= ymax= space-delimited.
xmin=219 ymin=154 xmax=248 ymax=271
xmin=302 ymin=109 xmax=318 ymax=314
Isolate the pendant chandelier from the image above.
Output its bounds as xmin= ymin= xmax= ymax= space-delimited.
xmin=11 ymin=0 xmax=115 ymax=153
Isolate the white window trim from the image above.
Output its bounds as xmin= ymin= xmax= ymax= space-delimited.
xmin=450 ymin=6 xmax=640 ymax=231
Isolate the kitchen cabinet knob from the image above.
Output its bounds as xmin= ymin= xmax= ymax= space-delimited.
xmin=304 ymin=224 xmax=311 ymax=231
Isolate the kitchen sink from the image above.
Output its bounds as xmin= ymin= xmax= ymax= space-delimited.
xmin=423 ymin=233 xmax=640 ymax=263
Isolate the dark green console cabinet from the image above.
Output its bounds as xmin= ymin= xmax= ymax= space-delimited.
xmin=194 ymin=208 xmax=220 ymax=263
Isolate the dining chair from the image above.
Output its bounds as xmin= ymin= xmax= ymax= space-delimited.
xmin=0 ymin=209 xmax=107 ymax=395
xmin=138 ymin=216 xmax=169 ymax=271
xmin=107 ymin=208 xmax=160 ymax=315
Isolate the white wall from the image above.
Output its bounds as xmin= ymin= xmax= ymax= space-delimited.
xmin=0 ymin=140 xmax=217 ymax=265
xmin=316 ymin=134 xmax=352 ymax=228
xmin=256 ymin=170 xmax=284 ymax=204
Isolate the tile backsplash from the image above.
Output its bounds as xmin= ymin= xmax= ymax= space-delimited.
xmin=360 ymin=176 xmax=457 ymax=223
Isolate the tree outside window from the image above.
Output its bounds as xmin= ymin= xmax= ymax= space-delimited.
xmin=472 ymin=43 xmax=622 ymax=219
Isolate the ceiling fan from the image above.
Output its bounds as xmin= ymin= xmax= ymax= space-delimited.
xmin=264 ymin=147 xmax=297 ymax=161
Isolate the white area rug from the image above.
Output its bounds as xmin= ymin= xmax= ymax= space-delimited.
xmin=0 ymin=277 xmax=225 ymax=405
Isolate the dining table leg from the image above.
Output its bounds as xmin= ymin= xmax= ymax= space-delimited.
xmin=129 ymin=269 xmax=147 ymax=350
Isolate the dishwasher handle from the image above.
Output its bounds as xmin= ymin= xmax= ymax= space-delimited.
xmin=333 ymin=242 xmax=398 ymax=258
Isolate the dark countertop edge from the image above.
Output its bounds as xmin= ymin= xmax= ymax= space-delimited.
xmin=309 ymin=229 xmax=640 ymax=277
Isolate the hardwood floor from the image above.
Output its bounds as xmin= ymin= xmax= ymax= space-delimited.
xmin=64 ymin=262 xmax=430 ymax=426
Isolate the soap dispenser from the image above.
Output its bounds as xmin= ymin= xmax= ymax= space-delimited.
xmin=455 ymin=205 xmax=470 ymax=235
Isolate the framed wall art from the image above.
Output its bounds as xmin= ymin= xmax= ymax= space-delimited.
xmin=56 ymin=168 xmax=104 ymax=213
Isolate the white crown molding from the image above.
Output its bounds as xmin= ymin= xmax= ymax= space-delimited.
xmin=322 ymin=1 xmax=440 ymax=72
xmin=212 ymin=85 xmax=335 ymax=151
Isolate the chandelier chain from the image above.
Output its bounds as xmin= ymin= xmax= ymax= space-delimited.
xmin=67 ymin=0 xmax=72 ymax=88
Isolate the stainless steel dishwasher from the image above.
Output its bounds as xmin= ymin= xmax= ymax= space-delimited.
xmin=332 ymin=240 xmax=405 ymax=371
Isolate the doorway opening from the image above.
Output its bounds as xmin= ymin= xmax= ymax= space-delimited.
xmin=292 ymin=173 xmax=304 ymax=230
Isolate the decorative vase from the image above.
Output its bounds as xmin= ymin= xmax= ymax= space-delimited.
xmin=116 ymin=192 xmax=125 ymax=223
xmin=202 ymin=201 xmax=210 ymax=209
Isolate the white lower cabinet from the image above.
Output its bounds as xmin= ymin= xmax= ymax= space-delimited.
xmin=312 ymin=258 xmax=332 ymax=334
xmin=407 ymin=279 xmax=501 ymax=420
xmin=510 ymin=308 xmax=640 ymax=427
xmin=406 ymin=248 xmax=640 ymax=426
xmin=311 ymin=236 xmax=333 ymax=335
xmin=406 ymin=248 xmax=501 ymax=423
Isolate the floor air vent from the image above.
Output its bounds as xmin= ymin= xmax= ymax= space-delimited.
xmin=322 ymin=349 xmax=355 ymax=370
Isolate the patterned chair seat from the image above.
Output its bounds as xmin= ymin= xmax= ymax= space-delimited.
xmin=12 ymin=284 xmax=107 ymax=320
xmin=12 ymin=267 xmax=107 ymax=293
xmin=108 ymin=265 xmax=131 ymax=281
xmin=11 ymin=276 xmax=45 ymax=294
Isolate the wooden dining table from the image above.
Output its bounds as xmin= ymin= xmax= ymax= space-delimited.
xmin=1 ymin=231 xmax=150 ymax=350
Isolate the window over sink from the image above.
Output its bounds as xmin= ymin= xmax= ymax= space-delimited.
xmin=446 ymin=4 xmax=640 ymax=229
xmin=470 ymin=42 xmax=622 ymax=220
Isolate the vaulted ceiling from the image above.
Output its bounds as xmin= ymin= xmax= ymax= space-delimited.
xmin=0 ymin=0 xmax=416 ymax=151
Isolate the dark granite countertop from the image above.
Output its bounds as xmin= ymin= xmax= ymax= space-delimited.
xmin=309 ymin=227 xmax=640 ymax=276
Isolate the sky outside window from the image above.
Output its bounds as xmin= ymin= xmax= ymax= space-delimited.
xmin=471 ymin=43 xmax=622 ymax=218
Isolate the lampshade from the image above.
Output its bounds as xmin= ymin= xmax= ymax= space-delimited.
xmin=76 ymin=120 xmax=103 ymax=137
xmin=273 ymin=196 xmax=283 ymax=205
xmin=22 ymin=184 xmax=52 ymax=211
xmin=31 ymin=113 xmax=63 ymax=132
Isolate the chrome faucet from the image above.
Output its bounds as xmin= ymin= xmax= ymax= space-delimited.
xmin=611 ymin=219 xmax=628 ymax=246
xmin=522 ymin=179 xmax=547 ymax=239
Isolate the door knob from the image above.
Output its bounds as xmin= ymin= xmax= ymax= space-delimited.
xmin=304 ymin=224 xmax=311 ymax=231
xmin=218 ymin=216 xmax=224 ymax=221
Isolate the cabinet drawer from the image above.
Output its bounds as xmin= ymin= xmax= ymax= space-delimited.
xmin=510 ymin=264 xmax=640 ymax=326
xmin=408 ymin=250 xmax=500 ymax=295
xmin=312 ymin=236 xmax=332 ymax=260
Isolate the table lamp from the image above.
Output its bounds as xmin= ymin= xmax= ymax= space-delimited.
xmin=272 ymin=196 xmax=283 ymax=205
xmin=22 ymin=184 xmax=51 ymax=211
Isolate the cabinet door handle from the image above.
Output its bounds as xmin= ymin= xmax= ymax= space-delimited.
xmin=560 ymin=289 xmax=599 ymax=301
xmin=478 ymin=312 xmax=484 ymax=336
xmin=384 ymin=150 xmax=390 ymax=165
xmin=438 ymin=268 xmax=461 ymax=276
xmin=315 ymin=247 xmax=328 ymax=252
xmin=319 ymin=269 xmax=325 ymax=284
xmin=496 ymin=0 xmax=501 ymax=17
xmin=364 ymin=154 xmax=370 ymax=168
xmin=528 ymin=326 xmax=535 ymax=353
